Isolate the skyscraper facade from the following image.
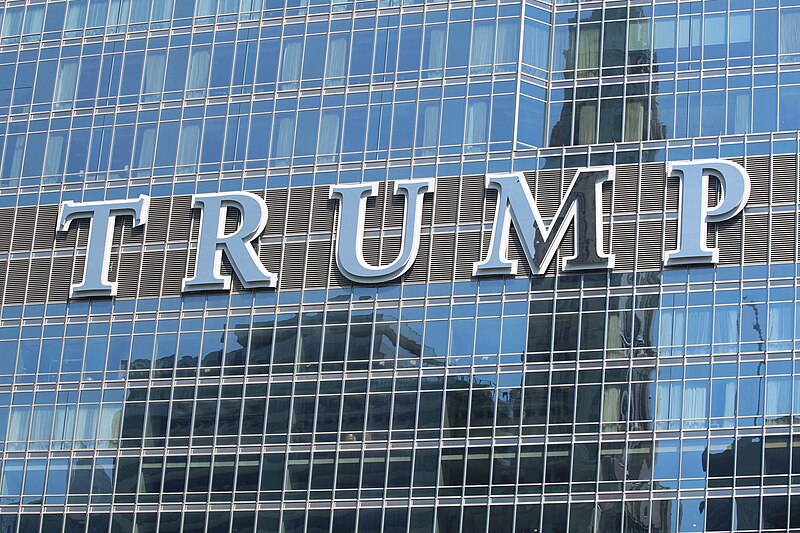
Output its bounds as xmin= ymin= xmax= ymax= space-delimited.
xmin=0 ymin=0 xmax=798 ymax=532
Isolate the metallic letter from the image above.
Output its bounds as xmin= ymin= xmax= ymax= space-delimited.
xmin=665 ymin=159 xmax=750 ymax=265
xmin=474 ymin=169 xmax=614 ymax=276
xmin=182 ymin=192 xmax=275 ymax=292
xmin=330 ymin=179 xmax=435 ymax=283
xmin=57 ymin=196 xmax=150 ymax=298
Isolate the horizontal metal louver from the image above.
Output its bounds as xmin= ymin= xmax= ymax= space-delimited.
xmin=112 ymin=217 xmax=125 ymax=244
xmin=405 ymin=234 xmax=430 ymax=283
xmin=264 ymin=190 xmax=287 ymax=236
xmin=140 ymin=251 xmax=165 ymax=297
xmin=224 ymin=206 xmax=241 ymax=235
xmin=116 ymin=252 xmax=140 ymax=299
xmin=122 ymin=217 xmax=145 ymax=245
xmin=612 ymin=223 xmax=636 ymax=270
xmin=459 ymin=175 xmax=485 ymax=224
xmin=639 ymin=163 xmax=666 ymax=212
xmin=108 ymin=250 xmax=119 ymax=282
xmin=556 ymin=221 xmax=575 ymax=260
xmin=772 ymin=153 xmax=798 ymax=204
xmin=770 ymin=212 xmax=796 ymax=263
xmin=280 ymin=242 xmax=306 ymax=290
xmin=429 ymin=233 xmax=455 ymax=281
xmin=75 ymin=219 xmax=90 ymax=248
xmin=48 ymin=257 xmax=71 ymax=301
xmin=535 ymin=169 xmax=562 ymax=218
xmin=163 ymin=250 xmax=187 ymax=295
xmin=602 ymin=181 xmax=613 ymax=218
xmin=33 ymin=206 xmax=57 ymax=250
xmin=188 ymin=210 xmax=201 ymax=241
xmin=311 ymin=187 xmax=334 ymax=233
xmin=420 ymin=194 xmax=434 ymax=226
xmin=636 ymin=220 xmax=663 ymax=270
xmin=543 ymin=251 xmax=557 ymax=276
xmin=664 ymin=219 xmax=678 ymax=254
xmin=11 ymin=207 xmax=36 ymax=251
xmin=226 ymin=254 xmax=244 ymax=293
xmin=27 ymin=257 xmax=50 ymax=303
xmin=185 ymin=249 xmax=197 ymax=280
xmin=665 ymin=176 xmax=680 ymax=212
xmin=168 ymin=197 xmax=193 ymax=242
xmin=614 ymin=165 xmax=638 ymax=214
xmin=380 ymin=235 xmax=402 ymax=266
xmin=286 ymin=187 xmax=312 ymax=234
xmin=145 ymin=197 xmax=171 ymax=243
xmin=220 ymin=254 xmax=234 ymax=281
xmin=5 ymin=260 xmax=28 ymax=303
xmin=746 ymin=156 xmax=770 ymax=205
xmin=231 ymin=278 xmax=245 ymax=294
xmin=362 ymin=236 xmax=380 ymax=266
xmin=522 ymin=171 xmax=536 ymax=187
xmin=0 ymin=210 xmax=13 ymax=252
xmin=717 ymin=217 xmax=743 ymax=264
xmin=707 ymin=176 xmax=720 ymax=207
xmin=483 ymin=188 xmax=498 ymax=224
xmin=0 ymin=261 xmax=6 ymax=299
xmin=258 ymin=243 xmax=281 ymax=280
xmin=305 ymin=241 xmax=331 ymax=288
xmin=385 ymin=189 xmax=406 ymax=229
xmin=434 ymin=177 xmax=458 ymax=225
xmin=72 ymin=255 xmax=85 ymax=286
xmin=743 ymin=213 xmax=769 ymax=264
xmin=603 ymin=220 xmax=612 ymax=256
xmin=455 ymin=232 xmax=481 ymax=279
xmin=364 ymin=182 xmax=386 ymax=230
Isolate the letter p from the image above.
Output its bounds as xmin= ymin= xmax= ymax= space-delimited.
xmin=665 ymin=159 xmax=750 ymax=266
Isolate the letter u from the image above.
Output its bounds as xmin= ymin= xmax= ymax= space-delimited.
xmin=330 ymin=179 xmax=435 ymax=284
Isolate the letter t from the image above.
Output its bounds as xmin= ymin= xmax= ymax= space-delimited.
xmin=57 ymin=196 xmax=150 ymax=298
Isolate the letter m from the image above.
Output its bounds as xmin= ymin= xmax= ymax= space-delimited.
xmin=473 ymin=169 xmax=614 ymax=276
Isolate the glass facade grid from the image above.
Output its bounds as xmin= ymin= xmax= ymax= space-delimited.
xmin=0 ymin=267 xmax=800 ymax=529
xmin=0 ymin=0 xmax=799 ymax=199
xmin=0 ymin=0 xmax=798 ymax=532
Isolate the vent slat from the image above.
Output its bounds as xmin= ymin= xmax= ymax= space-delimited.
xmin=33 ymin=206 xmax=58 ymax=250
xmin=772 ymin=154 xmax=798 ymax=204
xmin=305 ymin=241 xmax=331 ymax=288
xmin=745 ymin=156 xmax=770 ymax=205
xmin=743 ymin=213 xmax=769 ymax=264
xmin=770 ymin=212 xmax=796 ymax=264
xmin=0 ymin=210 xmax=13 ymax=252
xmin=639 ymin=163 xmax=666 ymax=212
xmin=11 ymin=207 xmax=36 ymax=251
xmin=286 ymin=187 xmax=312 ymax=234
xmin=429 ymin=233 xmax=455 ymax=281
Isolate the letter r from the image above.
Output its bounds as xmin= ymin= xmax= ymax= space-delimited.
xmin=182 ymin=192 xmax=276 ymax=292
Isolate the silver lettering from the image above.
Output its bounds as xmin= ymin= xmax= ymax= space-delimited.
xmin=474 ymin=169 xmax=614 ymax=276
xmin=56 ymin=196 xmax=150 ymax=298
xmin=330 ymin=179 xmax=435 ymax=284
xmin=182 ymin=192 xmax=276 ymax=292
xmin=665 ymin=159 xmax=750 ymax=265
